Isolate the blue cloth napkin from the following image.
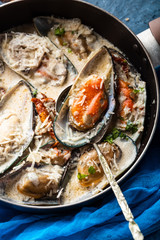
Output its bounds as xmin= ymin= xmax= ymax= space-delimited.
xmin=0 ymin=67 xmax=159 ymax=240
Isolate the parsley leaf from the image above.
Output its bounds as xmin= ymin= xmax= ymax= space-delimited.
xmin=88 ymin=166 xmax=96 ymax=174
xmin=133 ymin=89 xmax=140 ymax=94
xmin=125 ymin=121 xmax=138 ymax=134
xmin=54 ymin=27 xmax=65 ymax=36
xmin=62 ymin=42 xmax=68 ymax=46
xmin=33 ymin=89 xmax=38 ymax=97
xmin=104 ymin=134 xmax=114 ymax=143
xmin=104 ymin=128 xmax=128 ymax=143
xmin=112 ymin=128 xmax=120 ymax=139
xmin=140 ymin=87 xmax=145 ymax=92
xmin=77 ymin=172 xmax=88 ymax=180
xmin=68 ymin=48 xmax=72 ymax=53
xmin=119 ymin=132 xmax=128 ymax=140
xmin=133 ymin=87 xmax=145 ymax=94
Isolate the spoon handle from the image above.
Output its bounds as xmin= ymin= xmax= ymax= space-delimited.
xmin=93 ymin=143 xmax=144 ymax=240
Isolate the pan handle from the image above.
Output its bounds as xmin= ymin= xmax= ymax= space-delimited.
xmin=149 ymin=17 xmax=160 ymax=45
xmin=137 ymin=17 xmax=160 ymax=67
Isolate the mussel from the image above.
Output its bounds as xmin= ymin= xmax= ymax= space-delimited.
xmin=0 ymin=32 xmax=77 ymax=88
xmin=0 ymin=140 xmax=79 ymax=205
xmin=0 ymin=80 xmax=34 ymax=175
xmin=54 ymin=46 xmax=116 ymax=148
xmin=109 ymin=49 xmax=146 ymax=141
xmin=0 ymin=161 xmax=64 ymax=205
xmin=33 ymin=16 xmax=97 ymax=60
xmin=62 ymin=135 xmax=137 ymax=204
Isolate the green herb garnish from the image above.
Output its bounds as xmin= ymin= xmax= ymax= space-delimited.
xmin=133 ymin=87 xmax=145 ymax=94
xmin=140 ymin=87 xmax=145 ymax=92
xmin=119 ymin=132 xmax=128 ymax=140
xmin=125 ymin=121 xmax=138 ymax=134
xmin=88 ymin=166 xmax=96 ymax=174
xmin=104 ymin=128 xmax=128 ymax=143
xmin=133 ymin=89 xmax=140 ymax=94
xmin=111 ymin=128 xmax=120 ymax=139
xmin=33 ymin=89 xmax=38 ymax=97
xmin=54 ymin=27 xmax=65 ymax=36
xmin=77 ymin=172 xmax=88 ymax=180
xmin=104 ymin=134 xmax=114 ymax=144
xmin=62 ymin=42 xmax=68 ymax=46
xmin=68 ymin=48 xmax=72 ymax=53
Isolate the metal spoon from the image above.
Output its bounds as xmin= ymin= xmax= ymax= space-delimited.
xmin=55 ymin=86 xmax=144 ymax=240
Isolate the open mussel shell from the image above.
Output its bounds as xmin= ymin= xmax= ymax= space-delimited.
xmin=0 ymin=80 xmax=34 ymax=175
xmin=33 ymin=17 xmax=78 ymax=76
xmin=62 ymin=135 xmax=137 ymax=204
xmin=109 ymin=48 xmax=147 ymax=142
xmin=33 ymin=16 xmax=97 ymax=60
xmin=0 ymin=32 xmax=77 ymax=88
xmin=0 ymin=148 xmax=80 ymax=206
xmin=54 ymin=46 xmax=116 ymax=148
xmin=0 ymin=161 xmax=62 ymax=206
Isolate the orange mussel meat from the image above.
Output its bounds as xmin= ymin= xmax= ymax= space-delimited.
xmin=118 ymin=79 xmax=134 ymax=119
xmin=70 ymin=75 xmax=108 ymax=131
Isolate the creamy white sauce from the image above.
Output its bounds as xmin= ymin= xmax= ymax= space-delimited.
xmin=0 ymin=18 xmax=145 ymax=209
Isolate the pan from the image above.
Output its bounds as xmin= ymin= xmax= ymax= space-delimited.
xmin=0 ymin=0 xmax=159 ymax=213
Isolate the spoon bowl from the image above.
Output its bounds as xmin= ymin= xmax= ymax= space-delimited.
xmin=53 ymin=46 xmax=116 ymax=148
xmin=56 ymin=85 xmax=71 ymax=113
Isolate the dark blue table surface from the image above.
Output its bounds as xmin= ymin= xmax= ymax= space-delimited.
xmin=85 ymin=0 xmax=160 ymax=35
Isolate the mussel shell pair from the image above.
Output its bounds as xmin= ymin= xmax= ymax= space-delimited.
xmin=0 ymin=32 xmax=77 ymax=90
xmin=0 ymin=80 xmax=34 ymax=175
xmin=62 ymin=136 xmax=137 ymax=204
xmin=54 ymin=46 xmax=116 ymax=148
xmin=0 ymin=161 xmax=63 ymax=206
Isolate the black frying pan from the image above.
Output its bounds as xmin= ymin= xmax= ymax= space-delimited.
xmin=0 ymin=0 xmax=159 ymax=213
